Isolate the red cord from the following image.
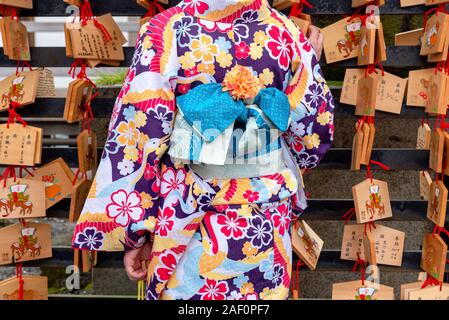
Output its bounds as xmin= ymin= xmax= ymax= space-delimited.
xmin=352 ymin=254 xmax=366 ymax=285
xmin=143 ymin=1 xmax=165 ymax=18
xmin=342 ymin=207 xmax=355 ymax=224
xmin=16 ymin=262 xmax=24 ymax=300
xmin=289 ymin=0 xmax=313 ymax=17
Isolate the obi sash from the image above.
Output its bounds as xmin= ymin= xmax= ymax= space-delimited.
xmin=168 ymin=83 xmax=291 ymax=167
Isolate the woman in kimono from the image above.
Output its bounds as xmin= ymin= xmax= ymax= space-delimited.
xmin=72 ymin=0 xmax=334 ymax=300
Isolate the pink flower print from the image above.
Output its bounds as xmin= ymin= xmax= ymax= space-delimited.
xmin=235 ymin=41 xmax=250 ymax=60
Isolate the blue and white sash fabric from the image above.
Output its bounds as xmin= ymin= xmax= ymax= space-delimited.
xmin=168 ymin=83 xmax=291 ymax=166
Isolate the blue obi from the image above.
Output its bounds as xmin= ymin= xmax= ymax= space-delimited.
xmin=168 ymin=83 xmax=291 ymax=166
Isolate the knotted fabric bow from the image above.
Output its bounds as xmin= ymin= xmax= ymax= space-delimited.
xmin=177 ymin=83 xmax=290 ymax=140
xmin=171 ymin=83 xmax=291 ymax=165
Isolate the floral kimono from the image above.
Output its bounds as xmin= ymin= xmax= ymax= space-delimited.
xmin=72 ymin=0 xmax=334 ymax=300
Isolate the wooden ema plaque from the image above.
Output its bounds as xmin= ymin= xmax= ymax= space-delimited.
xmin=0 ymin=123 xmax=42 ymax=166
xmin=69 ymin=179 xmax=92 ymax=223
xmin=0 ymin=178 xmax=46 ymax=220
xmin=419 ymin=170 xmax=432 ymax=200
xmin=342 ymin=69 xmax=406 ymax=114
xmin=395 ymin=28 xmax=424 ymax=46
xmin=420 ymin=12 xmax=449 ymax=56
xmin=351 ymin=125 xmax=364 ymax=170
xmin=0 ymin=222 xmax=52 ymax=265
xmin=0 ymin=71 xmax=38 ymax=112
xmin=406 ymin=68 xmax=433 ymax=107
xmin=0 ymin=276 xmax=48 ymax=300
xmin=77 ymin=129 xmax=98 ymax=173
xmin=425 ymin=71 xmax=449 ymax=115
xmin=341 ymin=224 xmax=405 ymax=267
xmin=408 ymin=283 xmax=449 ymax=300
xmin=332 ymin=280 xmax=394 ymax=300
xmin=421 ymin=234 xmax=447 ymax=282
xmin=69 ymin=14 xmax=127 ymax=61
xmin=355 ymin=73 xmax=378 ymax=116
xmin=352 ymin=178 xmax=393 ymax=223
xmin=426 ymin=180 xmax=447 ymax=227
xmin=357 ymin=23 xmax=376 ymax=66
xmin=0 ymin=0 xmax=33 ymax=9
xmin=363 ymin=231 xmax=377 ymax=265
xmin=25 ymin=158 xmax=75 ymax=209
xmin=291 ymin=220 xmax=324 ymax=270
xmin=416 ymin=123 xmax=431 ymax=149
xmin=429 ymin=128 xmax=445 ymax=173
xmin=322 ymin=18 xmax=361 ymax=64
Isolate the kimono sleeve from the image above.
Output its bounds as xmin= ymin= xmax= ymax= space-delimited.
xmin=72 ymin=20 xmax=177 ymax=252
xmin=284 ymin=31 xmax=335 ymax=171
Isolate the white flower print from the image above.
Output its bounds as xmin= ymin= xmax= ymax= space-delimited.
xmin=117 ymin=159 xmax=135 ymax=176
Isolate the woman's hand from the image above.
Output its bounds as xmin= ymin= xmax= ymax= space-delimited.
xmin=123 ymin=241 xmax=153 ymax=281
xmin=307 ymin=25 xmax=324 ymax=61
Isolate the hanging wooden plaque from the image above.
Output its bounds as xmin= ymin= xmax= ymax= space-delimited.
xmin=341 ymin=223 xmax=405 ymax=267
xmin=69 ymin=179 xmax=92 ymax=223
xmin=421 ymin=13 xmax=449 ymax=56
xmin=427 ymin=180 xmax=448 ymax=227
xmin=429 ymin=128 xmax=445 ymax=173
xmin=421 ymin=233 xmax=447 ymax=282
xmin=0 ymin=276 xmax=47 ymax=300
xmin=291 ymin=220 xmax=324 ymax=270
xmin=416 ymin=123 xmax=431 ymax=149
xmin=419 ymin=170 xmax=432 ymax=200
xmin=425 ymin=71 xmax=449 ymax=115
xmin=0 ymin=123 xmax=42 ymax=167
xmin=0 ymin=222 xmax=52 ymax=265
xmin=322 ymin=18 xmax=362 ymax=64
xmin=408 ymin=283 xmax=449 ymax=300
xmin=0 ymin=71 xmax=39 ymax=112
xmin=0 ymin=178 xmax=46 ymax=220
xmin=332 ymin=280 xmax=394 ymax=300
xmin=353 ymin=178 xmax=393 ymax=223
xmin=355 ymin=73 xmax=378 ymax=116
xmin=25 ymin=158 xmax=75 ymax=209
xmin=77 ymin=129 xmax=98 ymax=173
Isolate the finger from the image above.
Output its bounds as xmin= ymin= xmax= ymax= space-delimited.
xmin=318 ymin=33 xmax=324 ymax=46
xmin=308 ymin=25 xmax=320 ymax=38
xmin=125 ymin=264 xmax=147 ymax=281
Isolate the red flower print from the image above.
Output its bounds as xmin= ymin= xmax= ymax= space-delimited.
xmin=105 ymin=190 xmax=144 ymax=227
xmin=243 ymin=190 xmax=259 ymax=202
xmin=178 ymin=84 xmax=191 ymax=94
xmin=284 ymin=130 xmax=303 ymax=153
xmin=299 ymin=31 xmax=312 ymax=52
xmin=156 ymin=207 xmax=175 ymax=237
xmin=272 ymin=203 xmax=291 ymax=236
xmin=185 ymin=66 xmax=199 ymax=77
xmin=235 ymin=41 xmax=250 ymax=60
xmin=184 ymin=0 xmax=209 ymax=15
xmin=217 ymin=210 xmax=248 ymax=239
xmin=160 ymin=167 xmax=186 ymax=198
xmin=144 ymin=164 xmax=156 ymax=180
xmin=155 ymin=251 xmax=177 ymax=282
xmin=199 ymin=279 xmax=229 ymax=300
xmin=266 ymin=25 xmax=294 ymax=70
